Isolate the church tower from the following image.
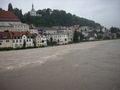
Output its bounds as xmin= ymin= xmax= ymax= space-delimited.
xmin=30 ymin=4 xmax=36 ymax=16
xmin=32 ymin=4 xmax=34 ymax=11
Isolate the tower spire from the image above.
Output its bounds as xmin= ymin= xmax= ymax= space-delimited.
xmin=30 ymin=3 xmax=36 ymax=16
xmin=32 ymin=3 xmax=34 ymax=10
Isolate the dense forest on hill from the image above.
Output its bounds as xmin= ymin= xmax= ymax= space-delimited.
xmin=22 ymin=8 xmax=101 ymax=28
xmin=5 ymin=3 xmax=101 ymax=28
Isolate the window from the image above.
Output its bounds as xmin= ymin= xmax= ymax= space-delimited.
xmin=6 ymin=40 xmax=9 ymax=42
xmin=15 ymin=44 xmax=17 ymax=47
xmin=65 ymin=38 xmax=67 ymax=41
xmin=42 ymin=40 xmax=44 ymax=43
xmin=13 ymin=40 xmax=15 ymax=43
xmin=16 ymin=40 xmax=18 ymax=43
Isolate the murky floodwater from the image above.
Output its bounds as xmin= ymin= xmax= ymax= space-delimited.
xmin=0 ymin=40 xmax=120 ymax=90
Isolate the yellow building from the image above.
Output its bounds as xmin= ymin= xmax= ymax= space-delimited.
xmin=0 ymin=31 xmax=13 ymax=48
xmin=0 ymin=39 xmax=12 ymax=48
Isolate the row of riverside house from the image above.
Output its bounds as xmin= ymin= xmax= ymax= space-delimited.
xmin=1 ymin=5 xmax=116 ymax=50
xmin=0 ymin=9 xmax=73 ymax=49
xmin=0 ymin=10 xmax=48 ymax=49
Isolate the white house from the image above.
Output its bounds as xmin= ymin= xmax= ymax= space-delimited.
xmin=34 ymin=34 xmax=47 ymax=47
xmin=57 ymin=29 xmax=73 ymax=43
xmin=79 ymin=26 xmax=95 ymax=32
xmin=46 ymin=33 xmax=68 ymax=45
xmin=12 ymin=31 xmax=33 ymax=48
xmin=29 ymin=28 xmax=39 ymax=34
xmin=0 ymin=31 xmax=34 ymax=48
xmin=43 ymin=27 xmax=73 ymax=44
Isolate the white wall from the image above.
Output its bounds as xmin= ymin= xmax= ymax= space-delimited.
xmin=12 ymin=35 xmax=33 ymax=48
xmin=0 ymin=21 xmax=29 ymax=32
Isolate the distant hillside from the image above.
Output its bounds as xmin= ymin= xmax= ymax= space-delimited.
xmin=20 ymin=8 xmax=101 ymax=28
xmin=2 ymin=3 xmax=101 ymax=28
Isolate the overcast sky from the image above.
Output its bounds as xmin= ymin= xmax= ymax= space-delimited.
xmin=0 ymin=0 xmax=120 ymax=28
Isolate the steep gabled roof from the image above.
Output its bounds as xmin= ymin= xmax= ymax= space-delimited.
xmin=0 ymin=31 xmax=13 ymax=39
xmin=11 ymin=31 xmax=32 ymax=38
xmin=0 ymin=11 xmax=20 ymax=21
xmin=0 ymin=31 xmax=32 ymax=39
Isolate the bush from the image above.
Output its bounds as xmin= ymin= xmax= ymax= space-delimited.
xmin=0 ymin=47 xmax=13 ymax=51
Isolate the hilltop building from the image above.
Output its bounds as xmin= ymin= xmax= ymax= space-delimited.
xmin=30 ymin=4 xmax=37 ymax=16
xmin=30 ymin=4 xmax=41 ymax=16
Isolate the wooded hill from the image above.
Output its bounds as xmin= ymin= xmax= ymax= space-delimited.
xmin=22 ymin=8 xmax=101 ymax=28
xmin=6 ymin=3 xmax=101 ymax=28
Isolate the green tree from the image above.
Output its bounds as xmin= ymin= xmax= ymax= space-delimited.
xmin=79 ymin=32 xmax=84 ymax=41
xmin=13 ymin=8 xmax=23 ymax=21
xmin=23 ymin=40 xmax=26 ymax=48
xmin=8 ymin=3 xmax=13 ymax=12
xmin=110 ymin=27 xmax=120 ymax=33
xmin=73 ymin=30 xmax=80 ymax=43
xmin=110 ymin=27 xmax=120 ymax=38
xmin=50 ymin=37 xmax=53 ymax=46
xmin=20 ymin=7 xmax=101 ymax=27
xmin=0 ymin=8 xmax=3 ymax=11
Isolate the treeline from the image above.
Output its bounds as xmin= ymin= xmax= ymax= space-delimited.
xmin=22 ymin=9 xmax=101 ymax=28
xmin=5 ymin=3 xmax=101 ymax=28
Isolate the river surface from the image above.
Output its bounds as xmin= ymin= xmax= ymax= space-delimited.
xmin=0 ymin=40 xmax=120 ymax=90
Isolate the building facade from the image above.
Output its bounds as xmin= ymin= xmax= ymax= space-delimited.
xmin=43 ymin=27 xmax=73 ymax=44
xmin=30 ymin=4 xmax=41 ymax=16
xmin=30 ymin=4 xmax=37 ymax=16
xmin=46 ymin=33 xmax=68 ymax=45
xmin=0 ymin=11 xmax=29 ymax=32
xmin=34 ymin=34 xmax=47 ymax=47
xmin=0 ymin=31 xmax=13 ymax=48
xmin=0 ymin=31 xmax=33 ymax=48
xmin=12 ymin=32 xmax=33 ymax=48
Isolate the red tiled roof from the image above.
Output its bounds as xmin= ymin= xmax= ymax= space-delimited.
xmin=0 ymin=31 xmax=13 ymax=39
xmin=0 ymin=31 xmax=31 ymax=39
xmin=11 ymin=31 xmax=31 ymax=38
xmin=0 ymin=11 xmax=20 ymax=21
